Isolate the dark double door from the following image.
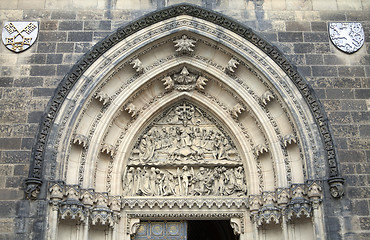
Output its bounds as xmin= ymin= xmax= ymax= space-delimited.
xmin=133 ymin=220 xmax=237 ymax=240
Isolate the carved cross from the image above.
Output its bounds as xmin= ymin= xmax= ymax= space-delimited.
xmin=175 ymin=103 xmax=194 ymax=127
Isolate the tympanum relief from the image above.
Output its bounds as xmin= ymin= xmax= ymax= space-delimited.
xmin=122 ymin=101 xmax=247 ymax=197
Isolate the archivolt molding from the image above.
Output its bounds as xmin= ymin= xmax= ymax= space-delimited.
xmin=27 ymin=3 xmax=343 ymax=202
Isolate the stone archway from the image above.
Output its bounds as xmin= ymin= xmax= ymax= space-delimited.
xmin=26 ymin=4 xmax=344 ymax=240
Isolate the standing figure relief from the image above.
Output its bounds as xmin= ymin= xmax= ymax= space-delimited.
xmin=122 ymin=165 xmax=247 ymax=197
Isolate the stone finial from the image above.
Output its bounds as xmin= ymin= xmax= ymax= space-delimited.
xmin=130 ymin=58 xmax=144 ymax=73
xmin=173 ymin=35 xmax=196 ymax=52
xmin=80 ymin=189 xmax=94 ymax=206
xmin=226 ymin=58 xmax=239 ymax=73
xmin=94 ymin=91 xmax=111 ymax=106
xmin=261 ymin=90 xmax=274 ymax=106
xmin=49 ymin=181 xmax=64 ymax=200
xmin=231 ymin=103 xmax=245 ymax=119
xmin=196 ymin=76 xmax=208 ymax=91
xmin=282 ymin=134 xmax=297 ymax=148
xmin=101 ymin=143 xmax=115 ymax=157
xmin=254 ymin=144 xmax=269 ymax=157
xmin=161 ymin=76 xmax=174 ymax=91
xmin=73 ymin=134 xmax=88 ymax=148
xmin=124 ymin=103 xmax=138 ymax=118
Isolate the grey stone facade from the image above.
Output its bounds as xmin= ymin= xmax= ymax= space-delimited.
xmin=0 ymin=0 xmax=369 ymax=239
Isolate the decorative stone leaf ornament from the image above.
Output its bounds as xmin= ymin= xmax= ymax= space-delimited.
xmin=173 ymin=35 xmax=196 ymax=52
xmin=329 ymin=22 xmax=364 ymax=54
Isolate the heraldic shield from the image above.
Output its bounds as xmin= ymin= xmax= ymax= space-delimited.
xmin=329 ymin=22 xmax=365 ymax=54
xmin=2 ymin=21 xmax=38 ymax=53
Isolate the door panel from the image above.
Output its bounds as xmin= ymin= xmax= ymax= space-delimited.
xmin=133 ymin=221 xmax=187 ymax=240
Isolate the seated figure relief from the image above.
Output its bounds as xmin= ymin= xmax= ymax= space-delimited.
xmin=123 ymin=102 xmax=247 ymax=197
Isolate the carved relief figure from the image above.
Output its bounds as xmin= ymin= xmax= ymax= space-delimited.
xmin=123 ymin=101 xmax=247 ymax=197
xmin=123 ymin=166 xmax=247 ymax=197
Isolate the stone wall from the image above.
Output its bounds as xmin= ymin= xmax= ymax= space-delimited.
xmin=0 ymin=0 xmax=368 ymax=239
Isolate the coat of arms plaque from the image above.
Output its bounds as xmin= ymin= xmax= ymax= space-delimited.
xmin=2 ymin=21 xmax=39 ymax=53
xmin=329 ymin=22 xmax=364 ymax=54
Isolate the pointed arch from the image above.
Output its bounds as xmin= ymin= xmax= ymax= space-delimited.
xmin=27 ymin=4 xmax=343 ymax=240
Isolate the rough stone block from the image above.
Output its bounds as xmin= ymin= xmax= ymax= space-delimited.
xmin=57 ymin=65 xmax=72 ymax=76
xmin=312 ymin=0 xmax=338 ymax=10
xmin=293 ymin=43 xmax=314 ymax=53
xmin=326 ymin=89 xmax=354 ymax=99
xmin=0 ymin=218 xmax=14 ymax=233
xmin=27 ymin=111 xmax=43 ymax=124
xmin=0 ymin=111 xmax=27 ymax=124
xmin=278 ymin=32 xmax=303 ymax=42
xmin=51 ymin=10 xmax=76 ymax=19
xmin=310 ymin=21 xmax=327 ymax=31
xmin=37 ymin=43 xmax=56 ymax=53
xmin=355 ymin=89 xmax=370 ymax=99
xmin=319 ymin=11 xmax=346 ymax=21
xmin=56 ymin=43 xmax=74 ymax=53
xmin=341 ymin=100 xmax=368 ymax=111
xmin=21 ymin=138 xmax=34 ymax=150
xmin=46 ymin=54 xmax=63 ymax=64
xmin=30 ymin=66 xmax=56 ymax=76
xmin=285 ymin=21 xmax=311 ymax=31
xmin=332 ymin=124 xmax=359 ymax=138
xmin=306 ymin=55 xmax=323 ymax=65
xmin=32 ymin=88 xmax=55 ymax=97
xmin=68 ymin=32 xmax=93 ymax=42
xmin=0 ymin=190 xmax=23 ymax=200
xmin=84 ymin=20 xmax=111 ymax=30
xmin=27 ymin=54 xmax=46 ymax=64
xmin=18 ymin=0 xmax=45 ymax=9
xmin=338 ymin=67 xmax=366 ymax=78
xmin=0 ymin=151 xmax=30 ymax=164
xmin=40 ymin=21 xmax=58 ymax=31
xmin=351 ymin=112 xmax=370 ymax=124
xmin=13 ymin=165 xmax=29 ymax=176
xmin=59 ymin=21 xmax=83 ymax=30
xmin=39 ymin=32 xmax=67 ymax=43
xmin=0 ymin=77 xmax=13 ymax=87
xmin=304 ymin=32 xmax=329 ymax=42
xmin=359 ymin=125 xmax=370 ymax=138
xmin=327 ymin=111 xmax=352 ymax=124
xmin=6 ymin=177 xmax=24 ymax=188
xmin=314 ymin=43 xmax=330 ymax=53
xmin=312 ymin=66 xmax=338 ymax=77
xmin=13 ymin=77 xmax=43 ymax=88
xmin=323 ymin=55 xmax=345 ymax=65
xmin=0 ymin=139 xmax=21 ymax=150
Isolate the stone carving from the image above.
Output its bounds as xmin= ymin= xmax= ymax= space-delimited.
xmin=72 ymin=134 xmax=88 ymax=148
xmin=161 ymin=76 xmax=174 ymax=91
xmin=94 ymin=91 xmax=111 ymax=106
xmin=27 ymin=3 xmax=342 ymax=201
xmin=329 ymin=22 xmax=364 ymax=54
xmin=173 ymin=35 xmax=196 ymax=52
xmin=2 ymin=22 xmax=38 ymax=52
xmin=101 ymin=143 xmax=115 ymax=157
xmin=129 ymin=102 xmax=240 ymax=165
xmin=128 ymin=218 xmax=141 ymax=235
xmin=124 ymin=103 xmax=138 ymax=118
xmin=226 ymin=58 xmax=239 ymax=73
xmin=131 ymin=58 xmax=144 ymax=72
xmin=122 ymin=165 xmax=247 ymax=197
xmin=122 ymin=102 xmax=247 ymax=197
xmin=195 ymin=76 xmax=208 ymax=91
xmin=231 ymin=103 xmax=245 ymax=119
xmin=173 ymin=66 xmax=197 ymax=91
xmin=282 ymin=134 xmax=297 ymax=148
xmin=261 ymin=90 xmax=274 ymax=106
xmin=328 ymin=177 xmax=345 ymax=198
xmin=230 ymin=217 xmax=242 ymax=235
xmin=254 ymin=144 xmax=268 ymax=157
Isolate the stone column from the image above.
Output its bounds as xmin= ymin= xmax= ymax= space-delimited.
xmin=47 ymin=181 xmax=64 ymax=240
xmin=308 ymin=181 xmax=325 ymax=240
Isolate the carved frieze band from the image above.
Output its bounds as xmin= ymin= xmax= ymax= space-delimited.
xmin=27 ymin=3 xmax=342 ymax=200
xmin=48 ymin=180 xmax=322 ymax=227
